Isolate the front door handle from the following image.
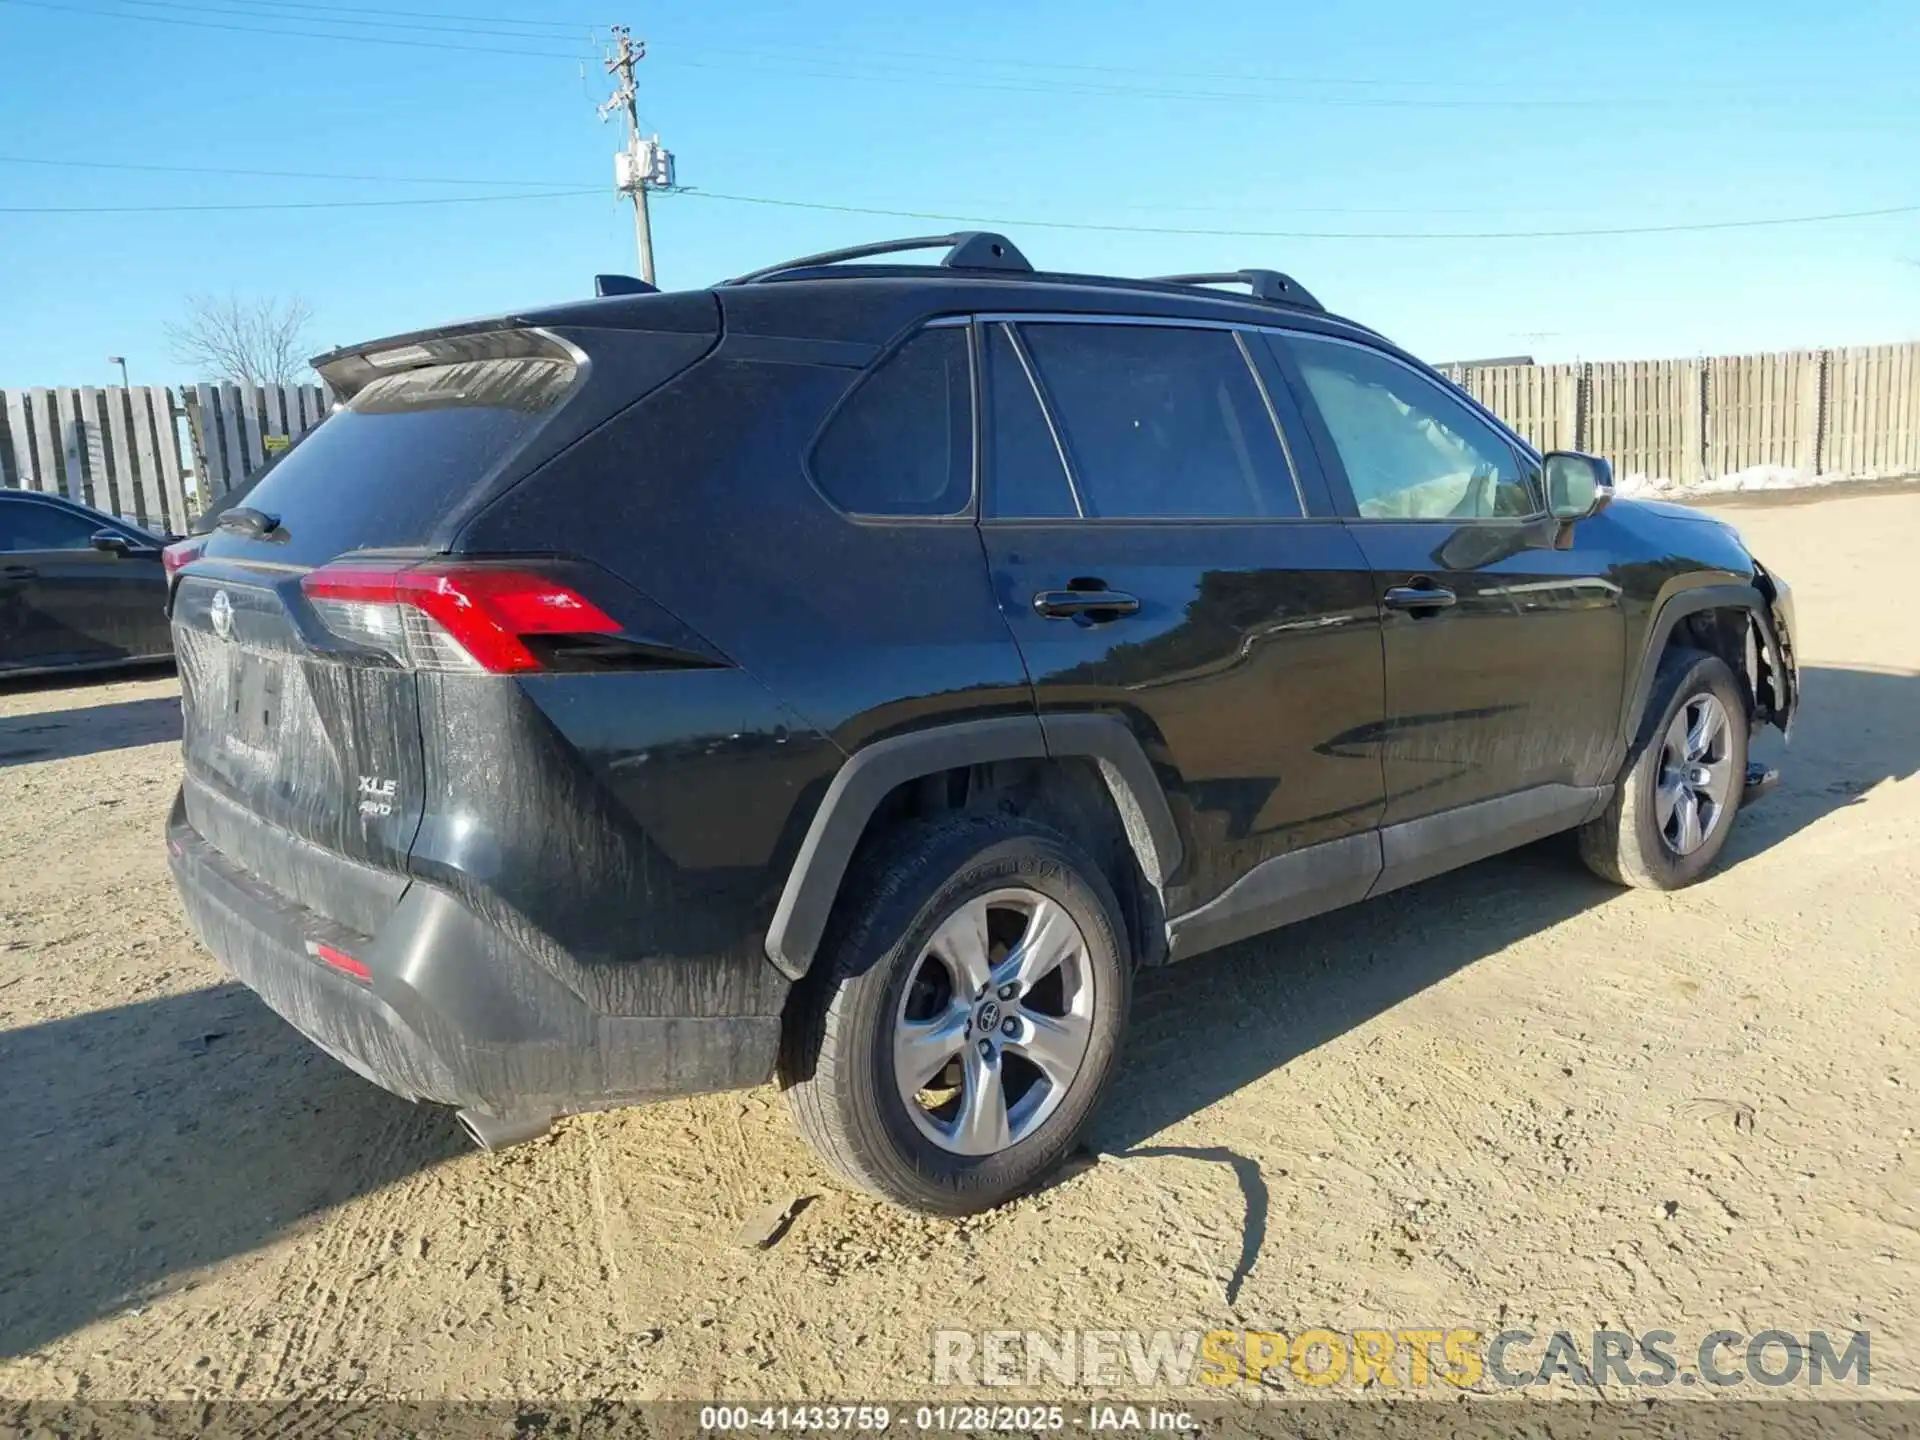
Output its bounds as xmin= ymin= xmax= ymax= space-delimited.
xmin=1033 ymin=588 xmax=1141 ymax=620
xmin=1383 ymin=583 xmax=1457 ymax=613
xmin=0 ymin=564 xmax=37 ymax=581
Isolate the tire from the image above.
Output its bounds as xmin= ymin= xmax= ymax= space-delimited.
xmin=780 ymin=812 xmax=1132 ymax=1214
xmin=1579 ymin=646 xmax=1749 ymax=890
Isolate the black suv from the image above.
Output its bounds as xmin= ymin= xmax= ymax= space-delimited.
xmin=165 ymin=233 xmax=1798 ymax=1213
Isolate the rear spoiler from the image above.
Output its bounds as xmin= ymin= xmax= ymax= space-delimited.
xmin=312 ymin=326 xmax=581 ymax=401
xmin=312 ymin=292 xmax=720 ymax=400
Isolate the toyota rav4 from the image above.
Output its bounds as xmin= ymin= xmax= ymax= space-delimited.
xmin=164 ymin=233 xmax=1798 ymax=1213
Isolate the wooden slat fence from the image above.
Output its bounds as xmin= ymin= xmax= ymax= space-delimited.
xmin=1706 ymin=350 xmax=1821 ymax=477
xmin=0 ymin=382 xmax=330 ymax=534
xmin=1451 ymin=341 xmax=1920 ymax=488
xmin=1823 ymin=344 xmax=1920 ymax=480
xmin=1445 ymin=362 xmax=1583 ymax=455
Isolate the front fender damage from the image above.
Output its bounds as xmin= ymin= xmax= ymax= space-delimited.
xmin=1750 ymin=561 xmax=1799 ymax=739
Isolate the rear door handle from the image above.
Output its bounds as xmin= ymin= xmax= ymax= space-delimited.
xmin=1383 ymin=583 xmax=1457 ymax=613
xmin=1033 ymin=588 xmax=1141 ymax=620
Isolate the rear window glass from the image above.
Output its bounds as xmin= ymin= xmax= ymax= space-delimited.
xmin=216 ymin=357 xmax=575 ymax=560
xmin=810 ymin=328 xmax=973 ymax=517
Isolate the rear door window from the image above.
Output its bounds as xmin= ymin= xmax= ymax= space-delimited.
xmin=1016 ymin=323 xmax=1302 ymax=520
xmin=218 ymin=356 xmax=577 ymax=562
xmin=810 ymin=327 xmax=974 ymax=517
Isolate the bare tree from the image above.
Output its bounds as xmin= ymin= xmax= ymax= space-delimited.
xmin=165 ymin=292 xmax=316 ymax=386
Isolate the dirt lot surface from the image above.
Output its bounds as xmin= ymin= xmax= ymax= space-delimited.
xmin=2 ymin=489 xmax=1915 ymax=1405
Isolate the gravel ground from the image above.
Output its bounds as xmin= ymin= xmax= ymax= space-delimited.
xmin=1 ymin=489 xmax=1915 ymax=1405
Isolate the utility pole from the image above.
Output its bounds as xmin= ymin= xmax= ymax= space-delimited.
xmin=600 ymin=25 xmax=673 ymax=286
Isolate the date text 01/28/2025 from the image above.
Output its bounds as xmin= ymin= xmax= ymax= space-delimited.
xmin=697 ymin=1406 xmax=1196 ymax=1433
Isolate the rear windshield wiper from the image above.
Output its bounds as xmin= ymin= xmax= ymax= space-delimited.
xmin=216 ymin=507 xmax=286 ymax=541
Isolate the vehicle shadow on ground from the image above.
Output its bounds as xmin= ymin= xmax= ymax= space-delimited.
xmin=0 ymin=688 xmax=180 ymax=768
xmin=1 ymin=669 xmax=1912 ymax=1356
xmin=0 ymin=981 xmax=462 ymax=1360
xmin=1091 ymin=662 xmax=1920 ymax=1294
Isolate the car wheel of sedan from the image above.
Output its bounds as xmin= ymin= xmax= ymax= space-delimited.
xmin=1580 ymin=646 xmax=1749 ymax=890
xmin=780 ymin=813 xmax=1131 ymax=1215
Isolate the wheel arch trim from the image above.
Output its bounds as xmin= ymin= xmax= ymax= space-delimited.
xmin=1616 ymin=582 xmax=1790 ymax=768
xmin=763 ymin=712 xmax=1181 ymax=980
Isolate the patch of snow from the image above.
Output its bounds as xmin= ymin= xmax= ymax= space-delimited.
xmin=1616 ymin=465 xmax=1878 ymax=499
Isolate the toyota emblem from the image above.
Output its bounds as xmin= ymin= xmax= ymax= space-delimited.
xmin=209 ymin=588 xmax=234 ymax=640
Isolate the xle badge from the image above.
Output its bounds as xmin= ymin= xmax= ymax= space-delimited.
xmin=357 ymin=775 xmax=397 ymax=818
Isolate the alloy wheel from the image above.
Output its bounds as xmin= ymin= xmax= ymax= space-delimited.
xmin=1655 ymin=692 xmax=1736 ymax=856
xmin=892 ymin=888 xmax=1096 ymax=1156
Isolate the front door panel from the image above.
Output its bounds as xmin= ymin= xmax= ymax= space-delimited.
xmin=977 ymin=317 xmax=1386 ymax=914
xmin=1346 ymin=521 xmax=1625 ymax=821
xmin=1270 ymin=329 xmax=1625 ymax=824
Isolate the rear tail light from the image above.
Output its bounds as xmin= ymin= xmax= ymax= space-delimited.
xmin=162 ymin=536 xmax=207 ymax=577
xmin=299 ymin=560 xmax=620 ymax=674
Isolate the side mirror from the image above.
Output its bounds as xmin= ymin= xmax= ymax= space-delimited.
xmin=1542 ymin=451 xmax=1614 ymax=523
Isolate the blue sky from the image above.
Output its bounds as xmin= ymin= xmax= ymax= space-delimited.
xmin=1 ymin=0 xmax=1916 ymax=388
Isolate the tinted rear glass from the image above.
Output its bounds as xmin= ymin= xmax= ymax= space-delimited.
xmin=220 ymin=357 xmax=575 ymax=560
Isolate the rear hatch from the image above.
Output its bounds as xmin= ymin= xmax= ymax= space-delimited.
xmin=171 ymin=311 xmax=718 ymax=933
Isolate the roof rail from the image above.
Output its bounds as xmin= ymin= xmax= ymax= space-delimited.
xmin=594 ymin=273 xmax=658 ymax=297
xmin=729 ymin=231 xmax=1033 ymax=285
xmin=1149 ymin=269 xmax=1323 ymax=312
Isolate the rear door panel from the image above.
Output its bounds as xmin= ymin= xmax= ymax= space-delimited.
xmin=985 ymin=521 xmax=1386 ymax=909
xmin=977 ymin=318 xmax=1386 ymax=913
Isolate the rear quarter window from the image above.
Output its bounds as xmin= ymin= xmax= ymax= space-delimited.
xmin=809 ymin=327 xmax=974 ymax=517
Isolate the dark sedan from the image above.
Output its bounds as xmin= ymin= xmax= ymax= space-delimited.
xmin=0 ymin=489 xmax=174 ymax=678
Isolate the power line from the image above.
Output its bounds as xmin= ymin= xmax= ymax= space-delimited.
xmin=664 ymin=188 xmax=1920 ymax=241
xmin=0 ymin=153 xmax=1706 ymax=219
xmin=4 ymin=0 xmax=1854 ymax=103
xmin=62 ymin=0 xmax=594 ymax=42
xmin=1 ymin=188 xmax=599 ymax=213
xmin=678 ymin=38 xmax=1855 ymax=102
xmin=0 ymin=0 xmax=1758 ymax=110
xmin=209 ymin=0 xmax=603 ymax=33
xmin=0 ymin=153 xmax=580 ymax=188
xmin=3 ymin=165 xmax=1913 ymax=238
xmin=0 ymin=0 xmax=592 ymax=57
xmin=652 ymin=55 xmax=1616 ymax=110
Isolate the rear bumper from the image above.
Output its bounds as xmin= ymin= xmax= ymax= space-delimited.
xmin=166 ymin=793 xmax=780 ymax=1125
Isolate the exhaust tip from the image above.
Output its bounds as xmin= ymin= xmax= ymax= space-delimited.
xmin=456 ymin=1107 xmax=553 ymax=1152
